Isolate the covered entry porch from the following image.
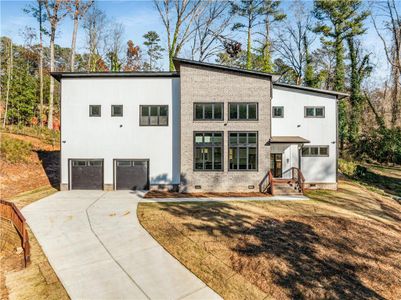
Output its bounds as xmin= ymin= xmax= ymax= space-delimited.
xmin=260 ymin=136 xmax=309 ymax=195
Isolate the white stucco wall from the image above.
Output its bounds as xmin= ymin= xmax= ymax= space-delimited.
xmin=272 ymin=86 xmax=337 ymax=183
xmin=60 ymin=77 xmax=180 ymax=187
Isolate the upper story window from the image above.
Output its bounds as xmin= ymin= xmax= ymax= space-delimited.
xmin=111 ymin=105 xmax=123 ymax=117
xmin=194 ymin=103 xmax=223 ymax=121
xmin=194 ymin=132 xmax=223 ymax=171
xmin=229 ymin=132 xmax=258 ymax=171
xmin=302 ymin=145 xmax=329 ymax=157
xmin=140 ymin=105 xmax=168 ymax=126
xmin=272 ymin=106 xmax=284 ymax=118
xmin=305 ymin=106 xmax=325 ymax=118
xmin=229 ymin=103 xmax=258 ymax=120
xmin=89 ymin=105 xmax=101 ymax=117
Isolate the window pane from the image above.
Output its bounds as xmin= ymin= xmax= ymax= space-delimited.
xmin=229 ymin=133 xmax=238 ymax=145
xmin=214 ymin=104 xmax=222 ymax=119
xmin=204 ymin=104 xmax=213 ymax=119
xmin=159 ymin=106 xmax=168 ymax=116
xmin=140 ymin=116 xmax=149 ymax=125
xmin=248 ymin=104 xmax=257 ymax=119
xmin=150 ymin=106 xmax=158 ymax=116
xmin=159 ymin=116 xmax=168 ymax=125
xmin=112 ymin=105 xmax=123 ymax=116
xmin=195 ymin=104 xmax=203 ymax=119
xmin=239 ymin=133 xmax=247 ymax=144
xmin=319 ymin=146 xmax=328 ymax=156
xmin=150 ymin=116 xmax=158 ymax=125
xmin=195 ymin=148 xmax=203 ymax=169
xmin=311 ymin=147 xmax=319 ymax=155
xmin=117 ymin=160 xmax=131 ymax=167
xmin=230 ymin=104 xmax=237 ymax=119
xmin=212 ymin=133 xmax=222 ymax=145
xmin=229 ymin=148 xmax=238 ymax=169
xmin=90 ymin=105 xmax=101 ymax=117
xmin=195 ymin=133 xmax=203 ymax=144
xmin=302 ymin=147 xmax=309 ymax=156
xmin=306 ymin=107 xmax=314 ymax=116
xmin=214 ymin=147 xmax=222 ymax=170
xmin=203 ymin=148 xmax=213 ymax=169
xmin=315 ymin=107 xmax=324 ymax=117
xmin=273 ymin=106 xmax=283 ymax=117
xmin=141 ymin=106 xmax=149 ymax=116
xmin=238 ymin=147 xmax=247 ymax=169
xmin=248 ymin=133 xmax=257 ymax=144
xmin=203 ymin=133 xmax=212 ymax=144
xmin=239 ymin=104 xmax=247 ymax=119
xmin=248 ymin=147 xmax=257 ymax=170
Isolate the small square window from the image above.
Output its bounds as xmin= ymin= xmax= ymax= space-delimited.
xmin=89 ymin=105 xmax=101 ymax=117
xmin=273 ymin=106 xmax=284 ymax=118
xmin=111 ymin=105 xmax=123 ymax=117
xmin=305 ymin=107 xmax=314 ymax=117
xmin=319 ymin=146 xmax=329 ymax=156
xmin=315 ymin=107 xmax=324 ymax=117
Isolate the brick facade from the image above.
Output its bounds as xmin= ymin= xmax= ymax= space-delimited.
xmin=179 ymin=63 xmax=272 ymax=192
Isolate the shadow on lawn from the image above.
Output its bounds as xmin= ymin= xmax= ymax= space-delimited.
xmin=359 ymin=168 xmax=401 ymax=197
xmin=161 ymin=202 xmax=389 ymax=299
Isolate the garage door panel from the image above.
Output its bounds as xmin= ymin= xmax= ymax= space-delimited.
xmin=116 ymin=160 xmax=148 ymax=190
xmin=71 ymin=160 xmax=103 ymax=190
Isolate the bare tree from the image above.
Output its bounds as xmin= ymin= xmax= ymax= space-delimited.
xmin=104 ymin=22 xmax=125 ymax=71
xmin=154 ymin=0 xmax=205 ymax=71
xmin=43 ymin=0 xmax=69 ymax=129
xmin=274 ymin=0 xmax=313 ymax=85
xmin=371 ymin=0 xmax=401 ymax=127
xmin=83 ymin=5 xmax=107 ymax=71
xmin=69 ymin=0 xmax=94 ymax=71
xmin=190 ymin=0 xmax=231 ymax=62
xmin=2 ymin=39 xmax=13 ymax=128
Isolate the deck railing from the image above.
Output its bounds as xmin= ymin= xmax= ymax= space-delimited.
xmin=260 ymin=167 xmax=305 ymax=195
xmin=0 ymin=199 xmax=30 ymax=266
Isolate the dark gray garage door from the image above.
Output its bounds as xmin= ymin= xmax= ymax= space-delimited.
xmin=115 ymin=160 xmax=149 ymax=190
xmin=71 ymin=160 xmax=103 ymax=190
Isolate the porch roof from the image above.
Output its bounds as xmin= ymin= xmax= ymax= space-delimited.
xmin=269 ymin=136 xmax=310 ymax=144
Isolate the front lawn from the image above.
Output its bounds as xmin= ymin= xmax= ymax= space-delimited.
xmin=138 ymin=180 xmax=401 ymax=299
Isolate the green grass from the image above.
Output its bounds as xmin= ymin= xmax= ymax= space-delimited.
xmin=1 ymin=125 xmax=60 ymax=146
xmin=0 ymin=135 xmax=32 ymax=163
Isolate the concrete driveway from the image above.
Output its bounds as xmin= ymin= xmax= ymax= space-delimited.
xmin=22 ymin=191 xmax=221 ymax=300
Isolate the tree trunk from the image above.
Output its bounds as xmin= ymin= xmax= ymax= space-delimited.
xmin=48 ymin=28 xmax=56 ymax=130
xmin=70 ymin=13 xmax=79 ymax=71
xmin=39 ymin=1 xmax=44 ymax=127
xmin=263 ymin=17 xmax=271 ymax=73
xmin=246 ymin=23 xmax=252 ymax=70
xmin=2 ymin=40 xmax=13 ymax=128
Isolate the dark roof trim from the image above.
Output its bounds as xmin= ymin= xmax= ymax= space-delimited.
xmin=173 ymin=57 xmax=274 ymax=79
xmin=51 ymin=71 xmax=179 ymax=82
xmin=273 ymin=82 xmax=349 ymax=99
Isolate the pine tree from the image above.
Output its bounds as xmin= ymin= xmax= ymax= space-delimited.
xmin=142 ymin=31 xmax=164 ymax=71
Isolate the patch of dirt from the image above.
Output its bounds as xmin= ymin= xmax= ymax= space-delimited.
xmin=144 ymin=190 xmax=270 ymax=198
xmin=0 ymin=133 xmax=60 ymax=200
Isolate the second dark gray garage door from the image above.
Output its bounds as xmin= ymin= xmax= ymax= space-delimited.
xmin=115 ymin=160 xmax=149 ymax=190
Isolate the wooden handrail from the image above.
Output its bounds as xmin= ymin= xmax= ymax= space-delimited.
xmin=259 ymin=170 xmax=274 ymax=194
xmin=0 ymin=200 xmax=30 ymax=267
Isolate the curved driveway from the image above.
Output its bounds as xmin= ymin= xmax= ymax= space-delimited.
xmin=22 ymin=191 xmax=221 ymax=300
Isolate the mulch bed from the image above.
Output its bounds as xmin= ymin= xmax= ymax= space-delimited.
xmin=144 ymin=190 xmax=270 ymax=198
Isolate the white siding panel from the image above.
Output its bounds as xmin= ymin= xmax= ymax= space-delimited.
xmin=61 ymin=77 xmax=180 ymax=187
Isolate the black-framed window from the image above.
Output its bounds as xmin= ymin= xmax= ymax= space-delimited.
xmin=229 ymin=103 xmax=258 ymax=120
xmin=302 ymin=145 xmax=329 ymax=157
xmin=140 ymin=105 xmax=168 ymax=126
xmin=305 ymin=106 xmax=325 ymax=118
xmin=273 ymin=106 xmax=284 ymax=118
xmin=111 ymin=105 xmax=123 ymax=117
xmin=229 ymin=132 xmax=258 ymax=170
xmin=194 ymin=132 xmax=223 ymax=171
xmin=194 ymin=103 xmax=223 ymax=120
xmin=89 ymin=105 xmax=101 ymax=117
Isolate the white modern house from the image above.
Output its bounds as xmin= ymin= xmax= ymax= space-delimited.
xmin=52 ymin=58 xmax=347 ymax=195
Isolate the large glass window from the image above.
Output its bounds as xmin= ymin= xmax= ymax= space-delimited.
xmin=194 ymin=103 xmax=223 ymax=120
xmin=229 ymin=132 xmax=258 ymax=170
xmin=305 ymin=106 xmax=325 ymax=118
xmin=302 ymin=146 xmax=329 ymax=157
xmin=229 ymin=103 xmax=258 ymax=120
xmin=194 ymin=132 xmax=223 ymax=171
xmin=140 ymin=105 xmax=168 ymax=126
xmin=89 ymin=105 xmax=101 ymax=117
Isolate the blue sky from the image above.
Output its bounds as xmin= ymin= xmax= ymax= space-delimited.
xmin=0 ymin=0 xmax=395 ymax=82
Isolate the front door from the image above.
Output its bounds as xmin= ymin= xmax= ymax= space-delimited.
xmin=270 ymin=154 xmax=282 ymax=178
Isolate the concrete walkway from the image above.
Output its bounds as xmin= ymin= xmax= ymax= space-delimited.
xmin=22 ymin=191 xmax=221 ymax=300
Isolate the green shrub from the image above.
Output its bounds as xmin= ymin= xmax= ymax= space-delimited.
xmin=339 ymin=159 xmax=358 ymax=177
xmin=2 ymin=125 xmax=60 ymax=146
xmin=0 ymin=136 xmax=32 ymax=163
